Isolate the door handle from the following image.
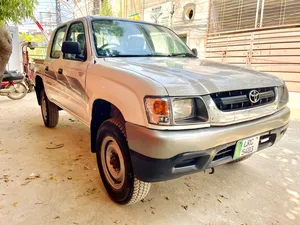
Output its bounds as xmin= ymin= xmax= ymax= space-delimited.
xmin=58 ymin=68 xmax=63 ymax=74
xmin=45 ymin=66 xmax=49 ymax=71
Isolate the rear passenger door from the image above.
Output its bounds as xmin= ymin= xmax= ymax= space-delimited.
xmin=44 ymin=25 xmax=68 ymax=104
xmin=60 ymin=21 xmax=90 ymax=122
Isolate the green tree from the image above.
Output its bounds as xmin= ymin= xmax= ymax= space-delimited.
xmin=100 ymin=0 xmax=113 ymax=16
xmin=117 ymin=9 xmax=122 ymax=18
xmin=19 ymin=32 xmax=47 ymax=60
xmin=19 ymin=32 xmax=34 ymax=42
xmin=0 ymin=0 xmax=37 ymax=82
xmin=19 ymin=32 xmax=45 ymax=43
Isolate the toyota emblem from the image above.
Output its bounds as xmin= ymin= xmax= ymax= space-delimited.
xmin=249 ymin=90 xmax=260 ymax=104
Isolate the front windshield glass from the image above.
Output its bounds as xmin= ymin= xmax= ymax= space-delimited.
xmin=92 ymin=20 xmax=195 ymax=57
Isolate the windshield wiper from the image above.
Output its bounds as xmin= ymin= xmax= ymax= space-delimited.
xmin=103 ymin=53 xmax=196 ymax=58
xmin=170 ymin=53 xmax=197 ymax=58
xmin=109 ymin=54 xmax=147 ymax=57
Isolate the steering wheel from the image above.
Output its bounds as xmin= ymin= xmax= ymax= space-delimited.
xmin=99 ymin=43 xmax=120 ymax=50
xmin=98 ymin=43 xmax=120 ymax=56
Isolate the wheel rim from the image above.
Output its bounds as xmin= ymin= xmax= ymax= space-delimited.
xmin=101 ymin=136 xmax=125 ymax=190
xmin=41 ymin=94 xmax=47 ymax=122
xmin=8 ymin=83 xmax=27 ymax=99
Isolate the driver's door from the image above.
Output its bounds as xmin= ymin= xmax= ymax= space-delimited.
xmin=59 ymin=20 xmax=90 ymax=123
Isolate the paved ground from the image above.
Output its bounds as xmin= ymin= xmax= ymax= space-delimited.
xmin=0 ymin=93 xmax=299 ymax=225
xmin=289 ymin=92 xmax=300 ymax=121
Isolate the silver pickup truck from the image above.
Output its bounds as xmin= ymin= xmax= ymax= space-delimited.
xmin=33 ymin=16 xmax=290 ymax=205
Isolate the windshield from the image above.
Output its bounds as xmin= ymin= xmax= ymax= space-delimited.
xmin=92 ymin=20 xmax=195 ymax=57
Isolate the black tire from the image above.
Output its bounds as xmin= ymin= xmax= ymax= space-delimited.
xmin=228 ymin=155 xmax=252 ymax=164
xmin=40 ymin=89 xmax=59 ymax=128
xmin=96 ymin=118 xmax=151 ymax=205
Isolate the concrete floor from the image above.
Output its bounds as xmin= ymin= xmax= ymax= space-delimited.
xmin=289 ymin=92 xmax=300 ymax=121
xmin=0 ymin=93 xmax=299 ymax=225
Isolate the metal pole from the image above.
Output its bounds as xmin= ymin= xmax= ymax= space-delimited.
xmin=56 ymin=0 xmax=62 ymax=25
xmin=93 ymin=0 xmax=100 ymax=15
xmin=254 ymin=0 xmax=260 ymax=28
xmin=60 ymin=0 xmax=78 ymax=18
xmin=259 ymin=0 xmax=265 ymax=28
xmin=71 ymin=0 xmax=84 ymax=17
xmin=32 ymin=17 xmax=50 ymax=42
xmin=170 ymin=3 xmax=175 ymax=28
xmin=140 ymin=0 xmax=145 ymax=20
xmin=130 ymin=0 xmax=133 ymax=17
xmin=84 ymin=0 xmax=89 ymax=15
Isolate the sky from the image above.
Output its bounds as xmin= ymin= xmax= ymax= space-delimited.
xmin=19 ymin=0 xmax=75 ymax=32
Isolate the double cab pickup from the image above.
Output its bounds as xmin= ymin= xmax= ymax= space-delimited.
xmin=33 ymin=16 xmax=290 ymax=204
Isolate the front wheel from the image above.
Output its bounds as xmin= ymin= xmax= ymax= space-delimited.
xmin=7 ymin=83 xmax=27 ymax=100
xmin=96 ymin=118 xmax=151 ymax=204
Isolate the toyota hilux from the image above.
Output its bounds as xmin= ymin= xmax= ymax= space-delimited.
xmin=33 ymin=16 xmax=290 ymax=205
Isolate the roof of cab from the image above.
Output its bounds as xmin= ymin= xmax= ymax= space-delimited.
xmin=71 ymin=16 xmax=167 ymax=28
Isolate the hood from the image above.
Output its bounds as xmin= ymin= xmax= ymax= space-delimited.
xmin=103 ymin=57 xmax=283 ymax=96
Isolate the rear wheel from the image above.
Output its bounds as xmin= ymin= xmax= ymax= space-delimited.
xmin=40 ymin=89 xmax=59 ymax=128
xmin=7 ymin=83 xmax=27 ymax=100
xmin=96 ymin=118 xmax=151 ymax=204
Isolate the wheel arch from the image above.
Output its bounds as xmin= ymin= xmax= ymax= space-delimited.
xmin=35 ymin=75 xmax=44 ymax=105
xmin=90 ymin=99 xmax=125 ymax=153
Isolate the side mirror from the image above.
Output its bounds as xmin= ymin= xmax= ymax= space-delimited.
xmin=192 ymin=48 xmax=198 ymax=56
xmin=28 ymin=42 xmax=35 ymax=50
xmin=62 ymin=41 xmax=81 ymax=55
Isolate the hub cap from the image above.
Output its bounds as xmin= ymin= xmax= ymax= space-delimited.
xmin=101 ymin=136 xmax=125 ymax=190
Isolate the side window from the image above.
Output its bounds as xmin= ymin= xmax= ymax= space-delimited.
xmin=50 ymin=26 xmax=67 ymax=59
xmin=64 ymin=22 xmax=86 ymax=60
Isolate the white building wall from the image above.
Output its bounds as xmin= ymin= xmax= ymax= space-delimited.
xmin=73 ymin=0 xmax=119 ymax=18
xmin=111 ymin=0 xmax=119 ymax=17
xmin=6 ymin=26 xmax=21 ymax=72
xmin=74 ymin=0 xmax=94 ymax=18
xmin=143 ymin=0 xmax=209 ymax=57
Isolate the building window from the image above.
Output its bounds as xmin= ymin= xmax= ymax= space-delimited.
xmin=209 ymin=0 xmax=300 ymax=34
xmin=183 ymin=3 xmax=196 ymax=21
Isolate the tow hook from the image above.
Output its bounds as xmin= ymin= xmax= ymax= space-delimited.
xmin=204 ymin=167 xmax=215 ymax=174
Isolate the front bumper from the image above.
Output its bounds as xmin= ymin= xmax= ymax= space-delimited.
xmin=126 ymin=107 xmax=290 ymax=182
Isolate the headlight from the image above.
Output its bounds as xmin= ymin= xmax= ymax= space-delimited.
xmin=144 ymin=97 xmax=209 ymax=125
xmin=173 ymin=99 xmax=193 ymax=121
xmin=277 ymin=84 xmax=289 ymax=109
xmin=172 ymin=98 xmax=209 ymax=124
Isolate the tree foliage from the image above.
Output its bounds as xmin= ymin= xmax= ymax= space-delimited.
xmin=19 ymin=32 xmax=47 ymax=60
xmin=100 ymin=0 xmax=113 ymax=17
xmin=117 ymin=9 xmax=122 ymax=18
xmin=0 ymin=0 xmax=37 ymax=25
xmin=0 ymin=0 xmax=37 ymax=82
xmin=19 ymin=32 xmax=45 ymax=43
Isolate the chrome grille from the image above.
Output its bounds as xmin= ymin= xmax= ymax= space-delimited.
xmin=210 ymin=87 xmax=276 ymax=111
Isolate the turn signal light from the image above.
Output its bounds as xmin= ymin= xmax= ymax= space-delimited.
xmin=145 ymin=97 xmax=171 ymax=125
xmin=153 ymin=100 xmax=169 ymax=115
